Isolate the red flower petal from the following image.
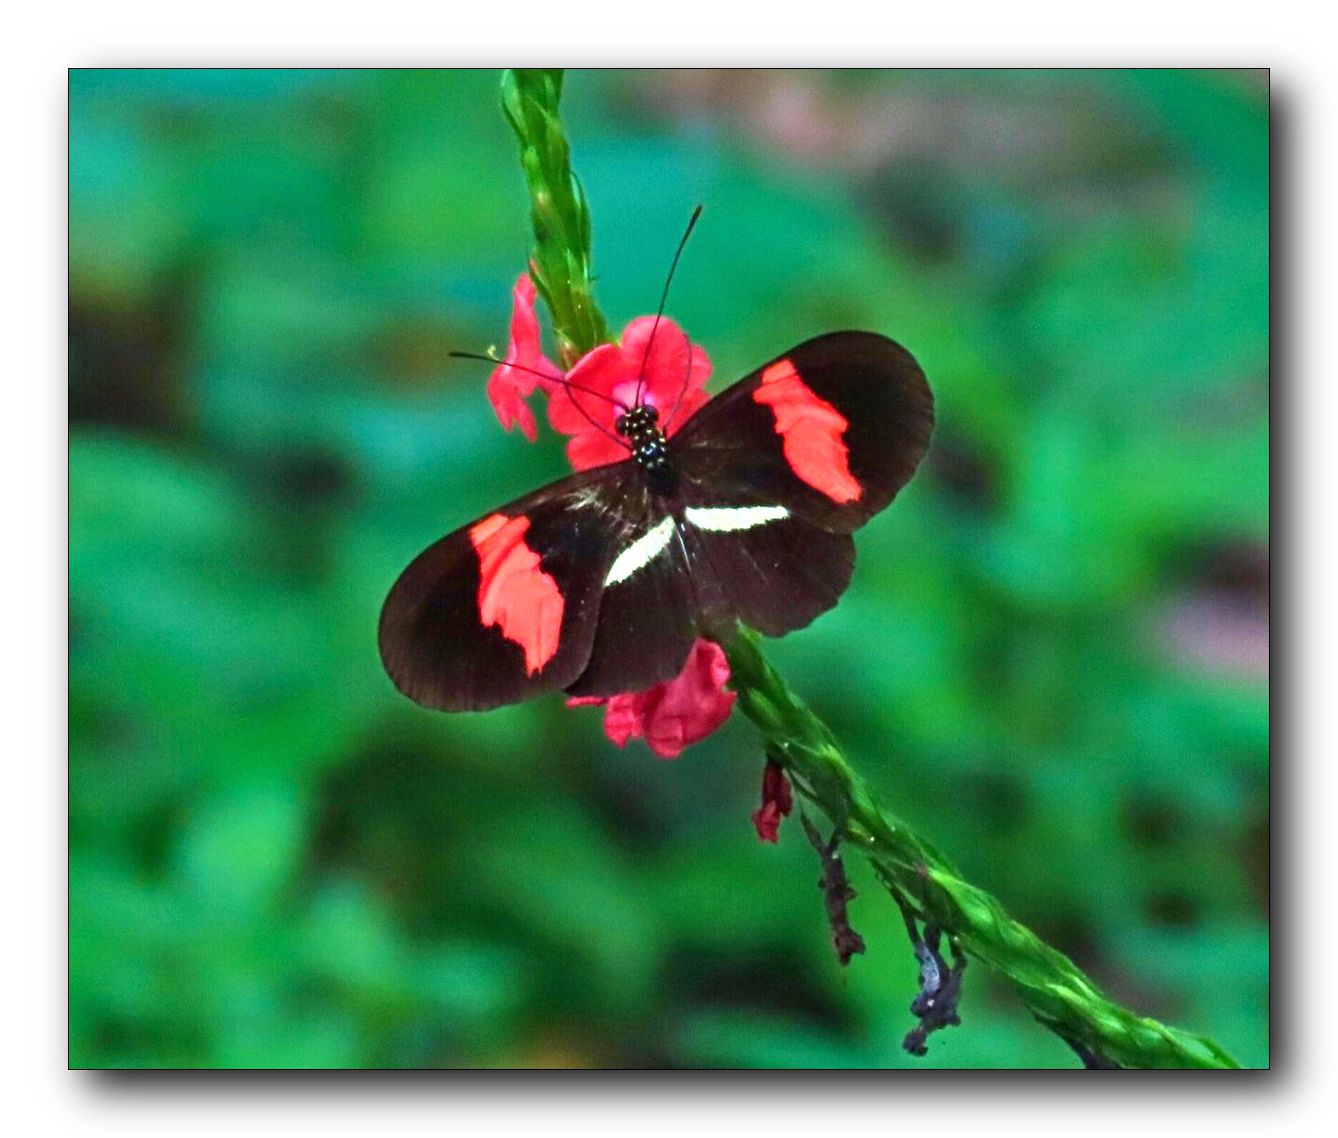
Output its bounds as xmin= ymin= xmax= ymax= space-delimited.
xmin=751 ymin=758 xmax=794 ymax=843
xmin=486 ymin=273 xmax=561 ymax=443
xmin=548 ymin=343 xmax=624 ymax=433
xmin=547 ymin=317 xmax=713 ymax=471
xmin=564 ymin=428 xmax=630 ymax=473
xmin=486 ymin=368 xmax=538 ymax=442
xmin=566 ymin=639 xmax=736 ymax=758
xmin=664 ymin=387 xmax=711 ymax=433
xmin=616 ymin=317 xmax=713 ymax=433
xmin=548 ymin=342 xmax=628 ymax=469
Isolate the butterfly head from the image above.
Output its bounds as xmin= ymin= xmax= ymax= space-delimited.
xmin=614 ymin=404 xmax=660 ymax=442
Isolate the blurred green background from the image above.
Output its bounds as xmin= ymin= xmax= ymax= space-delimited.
xmin=68 ymin=68 xmax=1269 ymax=1069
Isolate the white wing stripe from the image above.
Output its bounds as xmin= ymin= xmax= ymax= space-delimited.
xmin=604 ymin=507 xmax=789 ymax=587
xmin=683 ymin=505 xmax=790 ymax=532
xmin=604 ymin=516 xmax=677 ymax=586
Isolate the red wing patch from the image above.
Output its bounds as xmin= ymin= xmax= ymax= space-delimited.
xmin=469 ymin=513 xmax=564 ymax=674
xmin=752 ymin=359 xmax=862 ymax=504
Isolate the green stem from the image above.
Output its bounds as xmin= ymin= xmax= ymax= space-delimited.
xmin=725 ymin=627 xmax=1240 ymax=1070
xmin=501 ymin=69 xmax=611 ymax=367
xmin=498 ymin=66 xmax=1241 ymax=1071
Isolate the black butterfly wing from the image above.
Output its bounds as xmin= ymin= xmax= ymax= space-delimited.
xmin=379 ymin=463 xmax=646 ymax=712
xmin=562 ymin=513 xmax=701 ymax=698
xmin=676 ymin=508 xmax=856 ymax=639
xmin=669 ymin=331 xmax=932 ymax=638
xmin=671 ymin=331 xmax=934 ymax=534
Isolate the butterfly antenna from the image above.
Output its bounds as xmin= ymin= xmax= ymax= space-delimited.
xmin=449 ymin=351 xmax=631 ymax=451
xmin=634 ymin=204 xmax=703 ymax=407
xmin=663 ymin=343 xmax=697 ymax=435
xmin=448 ymin=352 xmax=629 ymax=413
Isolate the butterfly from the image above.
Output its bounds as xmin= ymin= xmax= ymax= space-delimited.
xmin=379 ymin=329 xmax=934 ymax=712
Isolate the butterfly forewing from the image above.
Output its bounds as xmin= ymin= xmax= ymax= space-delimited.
xmin=672 ymin=331 xmax=934 ymax=535
xmin=378 ymin=464 xmax=641 ymax=712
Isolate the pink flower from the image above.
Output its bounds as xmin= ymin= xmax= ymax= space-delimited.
xmin=483 ymin=273 xmax=733 ymax=756
xmin=567 ymin=640 xmax=737 ymax=759
xmin=547 ymin=315 xmax=712 ymax=471
xmin=751 ymin=757 xmax=793 ymax=842
xmin=485 ymin=273 xmax=562 ymax=443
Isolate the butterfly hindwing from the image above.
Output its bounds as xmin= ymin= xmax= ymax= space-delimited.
xmin=563 ymin=512 xmax=701 ymax=698
xmin=379 ymin=465 xmax=641 ymax=712
xmin=677 ymin=505 xmax=856 ymax=639
xmin=670 ymin=331 xmax=934 ymax=535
